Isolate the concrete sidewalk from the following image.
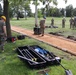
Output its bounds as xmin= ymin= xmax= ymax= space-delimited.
xmin=11 ymin=26 xmax=76 ymax=56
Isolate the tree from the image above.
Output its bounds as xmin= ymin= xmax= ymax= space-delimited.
xmin=48 ymin=7 xmax=56 ymax=17
xmin=63 ymin=0 xmax=67 ymax=17
xmin=1 ymin=0 xmax=67 ymax=37
xmin=31 ymin=0 xmax=58 ymax=27
xmin=3 ymin=0 xmax=11 ymax=38
xmin=52 ymin=7 xmax=61 ymax=17
xmin=0 ymin=4 xmax=3 ymax=16
xmin=9 ymin=0 xmax=24 ymax=20
xmin=1 ymin=0 xmax=27 ymax=38
xmin=32 ymin=0 xmax=39 ymax=27
xmin=2 ymin=0 xmax=31 ymax=37
xmin=40 ymin=0 xmax=58 ymax=17
xmin=73 ymin=8 xmax=76 ymax=16
xmin=21 ymin=1 xmax=31 ymax=19
xmin=66 ymin=5 xmax=73 ymax=17
xmin=32 ymin=0 xmax=67 ymax=27
xmin=9 ymin=0 xmax=31 ymax=20
xmin=38 ymin=9 xmax=42 ymax=19
xmin=60 ymin=8 xmax=65 ymax=16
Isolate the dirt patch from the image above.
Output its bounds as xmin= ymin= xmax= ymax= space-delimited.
xmin=11 ymin=26 xmax=76 ymax=56
xmin=67 ymin=35 xmax=76 ymax=41
xmin=36 ymin=68 xmax=50 ymax=75
xmin=49 ymin=32 xmax=63 ymax=36
xmin=49 ymin=32 xmax=76 ymax=42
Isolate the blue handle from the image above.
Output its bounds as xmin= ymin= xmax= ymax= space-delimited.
xmin=45 ymin=73 xmax=48 ymax=75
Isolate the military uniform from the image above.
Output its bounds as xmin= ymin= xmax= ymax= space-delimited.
xmin=62 ymin=18 xmax=66 ymax=28
xmin=0 ymin=20 xmax=6 ymax=51
xmin=51 ymin=18 xmax=54 ymax=26
xmin=74 ymin=17 xmax=76 ymax=28
xmin=40 ymin=19 xmax=45 ymax=36
xmin=72 ymin=19 xmax=76 ymax=29
xmin=72 ymin=19 xmax=75 ymax=29
xmin=69 ymin=17 xmax=73 ymax=29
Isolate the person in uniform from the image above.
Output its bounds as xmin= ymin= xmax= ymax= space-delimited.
xmin=62 ymin=17 xmax=66 ymax=28
xmin=69 ymin=17 xmax=73 ymax=29
xmin=39 ymin=18 xmax=46 ymax=36
xmin=51 ymin=18 xmax=54 ymax=26
xmin=72 ymin=17 xmax=76 ymax=29
xmin=72 ymin=19 xmax=75 ymax=29
xmin=74 ymin=17 xmax=76 ymax=29
xmin=0 ymin=16 xmax=7 ymax=52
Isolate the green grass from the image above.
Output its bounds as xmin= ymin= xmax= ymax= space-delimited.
xmin=10 ymin=17 xmax=76 ymax=37
xmin=0 ymin=32 xmax=76 ymax=75
xmin=0 ymin=17 xmax=76 ymax=75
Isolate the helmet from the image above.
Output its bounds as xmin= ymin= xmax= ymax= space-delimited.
xmin=1 ymin=16 xmax=6 ymax=21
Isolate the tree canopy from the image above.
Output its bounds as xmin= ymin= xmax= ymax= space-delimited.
xmin=1 ymin=0 xmax=68 ymax=37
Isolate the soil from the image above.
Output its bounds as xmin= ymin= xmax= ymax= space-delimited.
xmin=11 ymin=26 xmax=76 ymax=56
xmin=49 ymin=32 xmax=76 ymax=41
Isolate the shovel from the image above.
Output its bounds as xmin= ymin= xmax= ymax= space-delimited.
xmin=50 ymin=52 xmax=73 ymax=75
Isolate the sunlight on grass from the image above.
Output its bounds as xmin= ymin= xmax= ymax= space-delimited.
xmin=11 ymin=17 xmax=76 ymax=37
xmin=0 ymin=31 xmax=76 ymax=75
xmin=0 ymin=18 xmax=76 ymax=75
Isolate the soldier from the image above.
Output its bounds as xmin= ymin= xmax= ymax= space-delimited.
xmin=72 ymin=19 xmax=75 ymax=29
xmin=72 ymin=17 xmax=76 ymax=29
xmin=74 ymin=17 xmax=76 ymax=28
xmin=39 ymin=18 xmax=46 ymax=36
xmin=51 ymin=18 xmax=54 ymax=26
xmin=0 ymin=16 xmax=7 ymax=52
xmin=69 ymin=17 xmax=73 ymax=29
xmin=62 ymin=17 xmax=66 ymax=28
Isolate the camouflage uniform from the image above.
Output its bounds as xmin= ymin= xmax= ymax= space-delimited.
xmin=69 ymin=17 xmax=73 ymax=29
xmin=62 ymin=18 xmax=66 ymax=28
xmin=40 ymin=19 xmax=45 ymax=36
xmin=0 ymin=20 xmax=6 ymax=51
xmin=74 ymin=17 xmax=76 ymax=29
xmin=72 ymin=20 xmax=76 ymax=29
xmin=51 ymin=18 xmax=54 ymax=26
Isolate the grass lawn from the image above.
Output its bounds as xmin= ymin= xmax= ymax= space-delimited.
xmin=11 ymin=17 xmax=76 ymax=37
xmin=0 ymin=17 xmax=76 ymax=75
xmin=0 ymin=31 xmax=76 ymax=75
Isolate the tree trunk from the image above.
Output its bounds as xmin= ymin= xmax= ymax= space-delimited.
xmin=3 ymin=0 xmax=11 ymax=38
xmin=35 ymin=0 xmax=38 ymax=27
